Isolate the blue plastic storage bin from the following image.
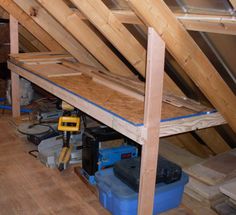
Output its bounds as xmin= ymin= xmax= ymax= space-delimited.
xmin=95 ymin=168 xmax=188 ymax=215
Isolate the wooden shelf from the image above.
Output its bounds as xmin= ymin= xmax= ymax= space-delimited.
xmin=8 ymin=55 xmax=226 ymax=145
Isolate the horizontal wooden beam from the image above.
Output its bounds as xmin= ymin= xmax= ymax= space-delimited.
xmin=176 ymin=13 xmax=236 ymax=35
xmin=127 ymin=0 xmax=236 ymax=133
xmin=76 ymin=8 xmax=236 ymax=35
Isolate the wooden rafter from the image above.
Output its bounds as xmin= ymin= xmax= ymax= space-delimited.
xmin=13 ymin=0 xmax=104 ymax=69
xmin=127 ymin=0 xmax=236 ymax=133
xmin=71 ymin=0 xmax=146 ymax=77
xmin=19 ymin=26 xmax=48 ymax=52
xmin=36 ymin=0 xmax=135 ymax=77
xmin=0 ymin=0 xmax=63 ymax=51
xmin=229 ymin=0 xmax=236 ymax=9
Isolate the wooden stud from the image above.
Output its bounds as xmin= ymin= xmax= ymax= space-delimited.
xmin=36 ymin=0 xmax=135 ymax=77
xmin=127 ymin=0 xmax=236 ymax=133
xmin=138 ymin=28 xmax=165 ymax=215
xmin=10 ymin=15 xmax=20 ymax=118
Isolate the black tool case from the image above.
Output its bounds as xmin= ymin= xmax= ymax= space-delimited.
xmin=113 ymin=156 xmax=182 ymax=192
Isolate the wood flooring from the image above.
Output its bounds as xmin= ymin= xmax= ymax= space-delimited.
xmin=0 ymin=116 xmax=217 ymax=215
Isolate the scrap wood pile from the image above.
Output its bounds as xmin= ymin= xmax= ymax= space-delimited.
xmin=159 ymin=140 xmax=236 ymax=214
xmin=184 ymin=149 xmax=236 ymax=214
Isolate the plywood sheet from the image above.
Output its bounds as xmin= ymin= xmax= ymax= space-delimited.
xmin=24 ymin=63 xmax=200 ymax=125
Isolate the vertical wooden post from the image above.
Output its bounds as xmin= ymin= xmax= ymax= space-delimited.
xmin=138 ymin=28 xmax=165 ymax=215
xmin=10 ymin=15 xmax=20 ymax=117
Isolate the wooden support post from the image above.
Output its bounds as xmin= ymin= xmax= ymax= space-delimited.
xmin=138 ymin=28 xmax=165 ymax=215
xmin=10 ymin=15 xmax=20 ymax=118
xmin=127 ymin=0 xmax=236 ymax=133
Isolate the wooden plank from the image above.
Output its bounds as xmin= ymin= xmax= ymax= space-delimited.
xmin=10 ymin=15 xmax=20 ymax=118
xmin=71 ymin=0 xmax=146 ymax=77
xmin=13 ymin=0 xmax=103 ymax=69
xmin=172 ymin=133 xmax=213 ymax=158
xmin=8 ymin=61 xmax=144 ymax=144
xmin=127 ymin=0 xmax=236 ymax=133
xmin=220 ymin=179 xmax=236 ymax=201
xmin=185 ymin=149 xmax=236 ymax=186
xmin=7 ymin=59 xmax=227 ymax=143
xmin=24 ymin=64 xmax=81 ymax=78
xmin=159 ymin=140 xmax=203 ymax=168
xmin=196 ymin=128 xmax=231 ymax=154
xmin=176 ymin=13 xmax=236 ymax=36
xmin=36 ymin=0 xmax=135 ymax=77
xmin=19 ymin=26 xmax=48 ymax=52
xmin=18 ymin=33 xmax=40 ymax=52
xmin=0 ymin=0 xmax=63 ymax=51
xmin=138 ymin=28 xmax=165 ymax=215
xmin=229 ymin=0 xmax=236 ymax=9
xmin=75 ymin=8 xmax=236 ymax=35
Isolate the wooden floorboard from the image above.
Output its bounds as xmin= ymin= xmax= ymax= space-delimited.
xmin=0 ymin=117 xmax=110 ymax=215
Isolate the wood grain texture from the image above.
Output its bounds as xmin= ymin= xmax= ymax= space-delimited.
xmin=127 ymin=0 xmax=236 ymax=133
xmin=13 ymin=0 xmax=103 ymax=69
xmin=10 ymin=15 xmax=20 ymax=118
xmin=220 ymin=179 xmax=236 ymax=201
xmin=185 ymin=149 xmax=236 ymax=186
xmin=36 ymin=0 xmax=134 ymax=77
xmin=8 ymin=59 xmax=227 ymax=144
xmin=138 ymin=28 xmax=165 ymax=215
xmin=0 ymin=0 xmax=63 ymax=51
xmin=71 ymin=0 xmax=146 ymax=77
xmin=0 ymin=119 xmax=109 ymax=215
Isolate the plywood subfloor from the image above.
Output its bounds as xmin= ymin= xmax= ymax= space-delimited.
xmin=0 ymin=116 xmax=217 ymax=215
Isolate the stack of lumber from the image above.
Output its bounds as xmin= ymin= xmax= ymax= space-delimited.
xmin=183 ymin=149 xmax=236 ymax=213
xmin=213 ymin=179 xmax=236 ymax=214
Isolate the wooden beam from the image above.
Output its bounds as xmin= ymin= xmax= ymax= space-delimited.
xmin=138 ymin=28 xmax=165 ymax=215
xmin=75 ymin=8 xmax=236 ymax=35
xmin=19 ymin=33 xmax=40 ymax=52
xmin=0 ymin=0 xmax=63 ymax=51
xmin=229 ymin=0 xmax=236 ymax=9
xmin=13 ymin=0 xmax=104 ymax=69
xmin=10 ymin=15 xmax=20 ymax=118
xmin=176 ymin=13 xmax=236 ymax=36
xmin=127 ymin=0 xmax=236 ymax=133
xmin=196 ymin=128 xmax=231 ymax=154
xmin=36 ymin=0 xmax=135 ymax=77
xmin=71 ymin=0 xmax=146 ymax=77
xmin=19 ymin=26 xmax=48 ymax=52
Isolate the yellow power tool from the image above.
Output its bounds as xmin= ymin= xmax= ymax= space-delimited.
xmin=57 ymin=102 xmax=80 ymax=171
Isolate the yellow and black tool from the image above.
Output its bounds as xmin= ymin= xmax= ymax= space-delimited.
xmin=57 ymin=102 xmax=80 ymax=171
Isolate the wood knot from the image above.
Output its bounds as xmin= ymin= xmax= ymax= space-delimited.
xmin=29 ymin=7 xmax=38 ymax=17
